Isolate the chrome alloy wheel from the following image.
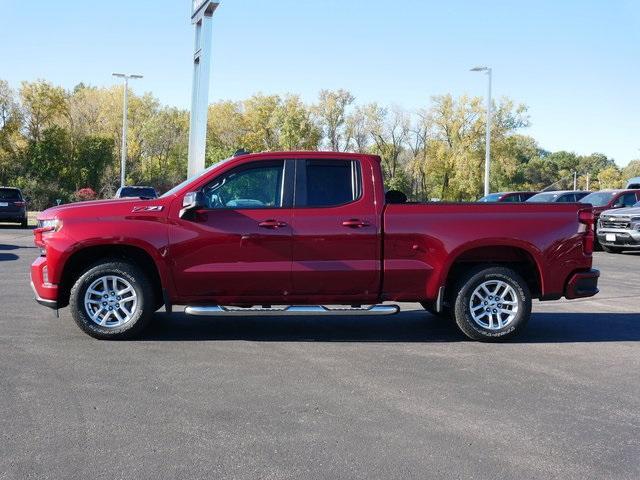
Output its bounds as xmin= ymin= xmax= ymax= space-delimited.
xmin=84 ymin=275 xmax=138 ymax=328
xmin=469 ymin=280 xmax=519 ymax=330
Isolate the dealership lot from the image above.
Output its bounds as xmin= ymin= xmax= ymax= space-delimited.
xmin=1 ymin=226 xmax=638 ymax=480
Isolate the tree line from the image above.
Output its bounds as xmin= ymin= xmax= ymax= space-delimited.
xmin=1 ymin=79 xmax=638 ymax=210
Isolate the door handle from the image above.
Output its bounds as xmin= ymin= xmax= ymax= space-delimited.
xmin=342 ymin=219 xmax=370 ymax=228
xmin=258 ymin=219 xmax=288 ymax=229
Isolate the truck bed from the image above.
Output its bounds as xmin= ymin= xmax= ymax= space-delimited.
xmin=382 ymin=202 xmax=590 ymax=301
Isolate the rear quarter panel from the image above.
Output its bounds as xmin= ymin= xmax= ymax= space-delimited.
xmin=383 ymin=203 xmax=592 ymax=301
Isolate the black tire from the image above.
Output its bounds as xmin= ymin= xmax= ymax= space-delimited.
xmin=601 ymin=245 xmax=623 ymax=254
xmin=20 ymin=217 xmax=28 ymax=228
xmin=69 ymin=259 xmax=155 ymax=340
xmin=452 ymin=266 xmax=531 ymax=342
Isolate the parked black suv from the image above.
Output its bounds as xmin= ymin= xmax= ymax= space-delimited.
xmin=114 ymin=186 xmax=158 ymax=199
xmin=0 ymin=187 xmax=27 ymax=227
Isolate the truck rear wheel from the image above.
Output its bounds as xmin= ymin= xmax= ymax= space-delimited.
xmin=69 ymin=259 xmax=155 ymax=340
xmin=452 ymin=266 xmax=531 ymax=341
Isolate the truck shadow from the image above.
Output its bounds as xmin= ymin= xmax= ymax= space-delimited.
xmin=0 ymin=243 xmax=22 ymax=262
xmin=142 ymin=311 xmax=640 ymax=343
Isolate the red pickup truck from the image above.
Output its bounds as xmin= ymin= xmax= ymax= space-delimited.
xmin=31 ymin=151 xmax=599 ymax=341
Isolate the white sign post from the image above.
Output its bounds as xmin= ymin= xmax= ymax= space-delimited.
xmin=188 ymin=0 xmax=220 ymax=178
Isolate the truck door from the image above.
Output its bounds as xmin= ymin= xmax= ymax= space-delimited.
xmin=289 ymin=158 xmax=381 ymax=303
xmin=169 ymin=159 xmax=294 ymax=299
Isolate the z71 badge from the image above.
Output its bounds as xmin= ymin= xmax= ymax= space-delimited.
xmin=131 ymin=205 xmax=163 ymax=213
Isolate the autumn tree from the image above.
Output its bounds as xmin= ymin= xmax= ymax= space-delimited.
xmin=597 ymin=166 xmax=624 ymax=189
xmin=313 ymin=89 xmax=355 ymax=151
xmin=0 ymin=76 xmax=634 ymax=208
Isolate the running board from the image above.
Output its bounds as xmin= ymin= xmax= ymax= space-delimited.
xmin=184 ymin=305 xmax=400 ymax=317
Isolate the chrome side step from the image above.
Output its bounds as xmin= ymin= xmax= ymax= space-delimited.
xmin=184 ymin=304 xmax=400 ymax=317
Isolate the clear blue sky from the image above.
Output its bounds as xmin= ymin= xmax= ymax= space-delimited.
xmin=1 ymin=0 xmax=638 ymax=166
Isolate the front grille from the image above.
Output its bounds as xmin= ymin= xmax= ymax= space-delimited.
xmin=600 ymin=217 xmax=631 ymax=229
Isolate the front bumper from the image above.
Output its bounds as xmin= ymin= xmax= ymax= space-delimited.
xmin=31 ymin=282 xmax=58 ymax=309
xmin=31 ymin=257 xmax=59 ymax=309
xmin=597 ymin=229 xmax=640 ymax=249
xmin=565 ymin=269 xmax=600 ymax=299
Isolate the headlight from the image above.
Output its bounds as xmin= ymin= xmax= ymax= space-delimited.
xmin=37 ymin=218 xmax=63 ymax=232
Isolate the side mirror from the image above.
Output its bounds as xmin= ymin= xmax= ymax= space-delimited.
xmin=179 ymin=191 xmax=205 ymax=219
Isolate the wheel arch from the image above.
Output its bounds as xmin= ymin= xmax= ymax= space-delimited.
xmin=58 ymin=243 xmax=165 ymax=309
xmin=438 ymin=242 xmax=544 ymax=304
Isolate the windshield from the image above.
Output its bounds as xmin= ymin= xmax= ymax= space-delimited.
xmin=478 ymin=193 xmax=502 ymax=202
xmin=160 ymin=157 xmax=234 ymax=198
xmin=579 ymin=192 xmax=615 ymax=207
xmin=527 ymin=192 xmax=560 ymax=202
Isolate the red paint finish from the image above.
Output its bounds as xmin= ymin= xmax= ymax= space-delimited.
xmin=167 ymin=207 xmax=293 ymax=298
xmin=290 ymin=158 xmax=382 ymax=301
xmin=31 ymin=151 xmax=598 ymax=310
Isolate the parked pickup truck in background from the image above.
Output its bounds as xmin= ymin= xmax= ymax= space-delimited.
xmin=31 ymin=151 xmax=600 ymax=341
xmin=579 ymin=189 xmax=640 ymax=249
xmin=597 ymin=202 xmax=640 ymax=253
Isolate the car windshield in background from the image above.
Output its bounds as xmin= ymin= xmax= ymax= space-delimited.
xmin=527 ymin=193 xmax=559 ymax=202
xmin=579 ymin=192 xmax=615 ymax=207
xmin=0 ymin=188 xmax=21 ymax=200
xmin=478 ymin=193 xmax=502 ymax=202
xmin=120 ymin=187 xmax=157 ymax=198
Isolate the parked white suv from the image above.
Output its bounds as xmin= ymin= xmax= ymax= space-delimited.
xmin=597 ymin=201 xmax=640 ymax=253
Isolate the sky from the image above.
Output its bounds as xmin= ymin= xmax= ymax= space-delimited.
xmin=1 ymin=0 xmax=639 ymax=167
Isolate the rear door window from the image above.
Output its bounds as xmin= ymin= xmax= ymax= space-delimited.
xmin=296 ymin=160 xmax=361 ymax=207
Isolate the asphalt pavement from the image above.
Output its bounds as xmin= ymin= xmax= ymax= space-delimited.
xmin=1 ymin=225 xmax=639 ymax=480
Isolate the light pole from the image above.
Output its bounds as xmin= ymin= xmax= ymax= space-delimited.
xmin=470 ymin=66 xmax=492 ymax=197
xmin=112 ymin=73 xmax=143 ymax=188
xmin=188 ymin=1 xmax=221 ymax=178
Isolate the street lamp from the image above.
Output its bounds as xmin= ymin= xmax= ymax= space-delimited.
xmin=470 ymin=66 xmax=492 ymax=197
xmin=112 ymin=73 xmax=143 ymax=189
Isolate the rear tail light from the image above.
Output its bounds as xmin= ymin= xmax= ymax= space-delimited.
xmin=14 ymin=201 xmax=26 ymax=207
xmin=579 ymin=209 xmax=595 ymax=254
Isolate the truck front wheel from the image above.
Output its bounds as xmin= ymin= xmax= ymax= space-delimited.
xmin=452 ymin=266 xmax=531 ymax=341
xmin=69 ymin=259 xmax=155 ymax=340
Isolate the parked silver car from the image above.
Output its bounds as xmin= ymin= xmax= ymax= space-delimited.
xmin=597 ymin=201 xmax=640 ymax=253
